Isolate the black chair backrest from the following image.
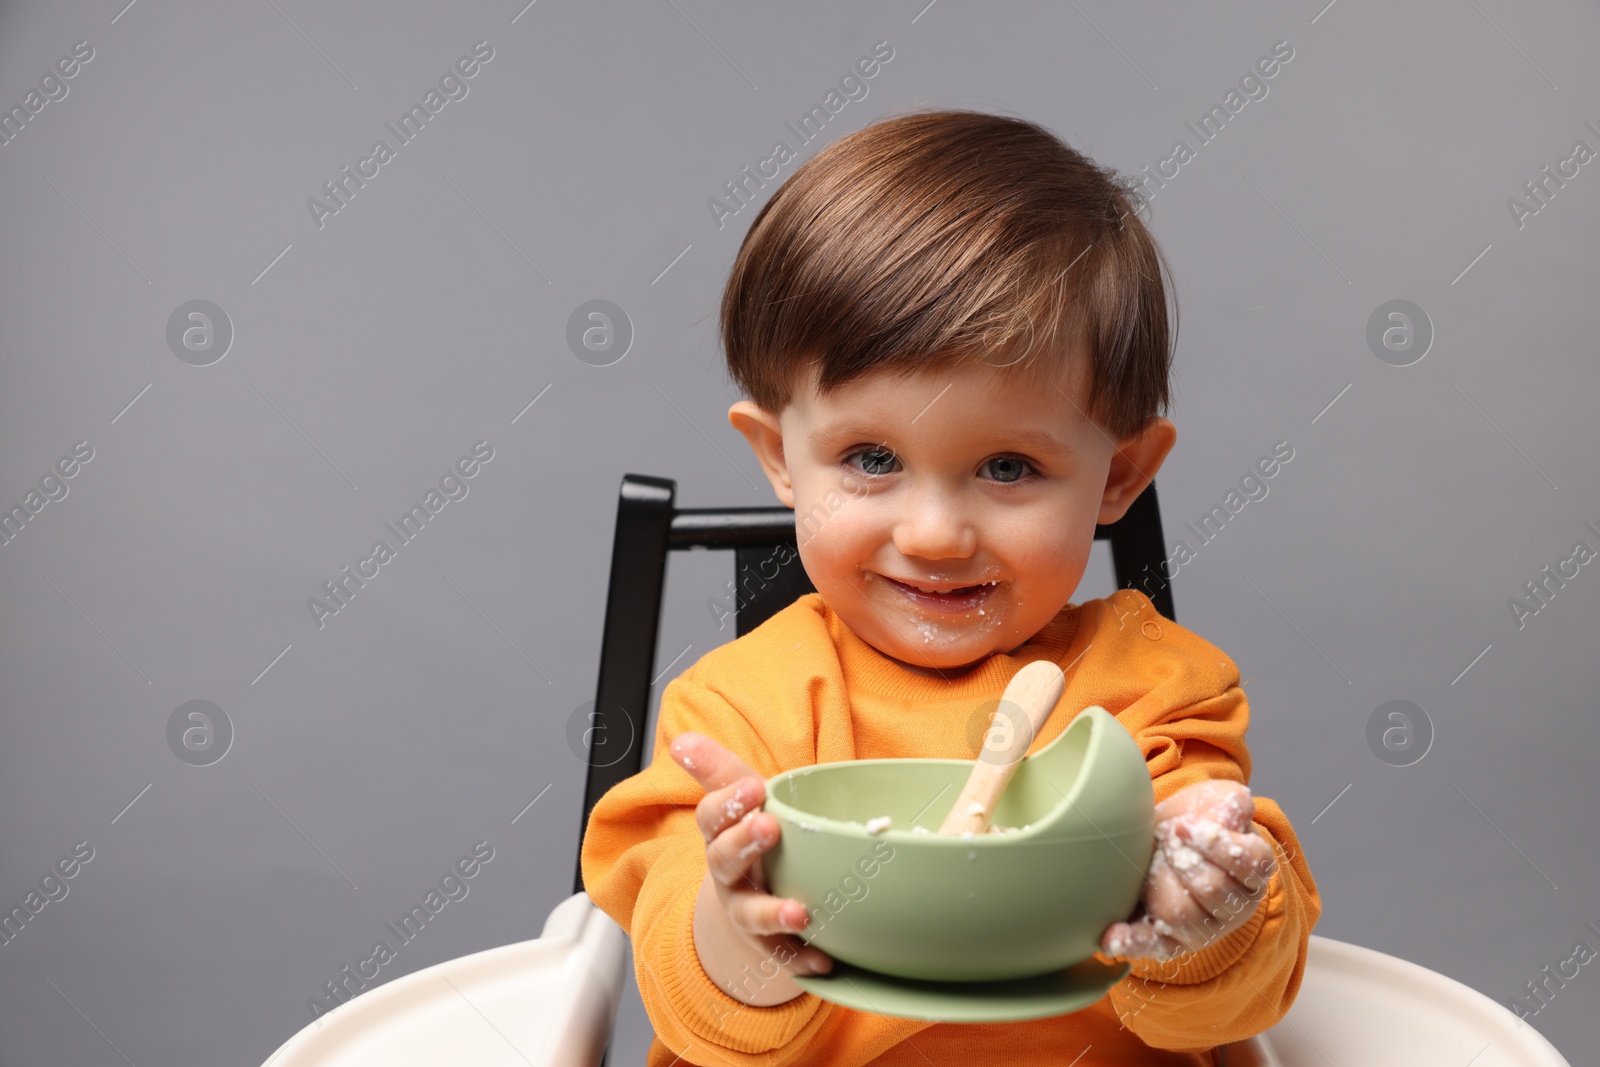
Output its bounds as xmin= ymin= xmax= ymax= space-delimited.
xmin=573 ymin=473 xmax=1173 ymax=894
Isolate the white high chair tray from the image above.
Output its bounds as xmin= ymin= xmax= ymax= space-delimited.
xmin=260 ymin=898 xmax=1571 ymax=1067
xmin=261 ymin=891 xmax=628 ymax=1067
xmin=1235 ymin=936 xmax=1569 ymax=1067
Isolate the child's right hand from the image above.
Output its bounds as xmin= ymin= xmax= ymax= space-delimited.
xmin=668 ymin=732 xmax=834 ymax=979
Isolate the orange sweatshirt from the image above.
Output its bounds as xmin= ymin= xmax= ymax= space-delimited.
xmin=580 ymin=589 xmax=1321 ymax=1066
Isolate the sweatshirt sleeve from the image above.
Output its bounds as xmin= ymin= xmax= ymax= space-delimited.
xmin=579 ymin=669 xmax=839 ymax=1065
xmin=1095 ymin=641 xmax=1323 ymax=1051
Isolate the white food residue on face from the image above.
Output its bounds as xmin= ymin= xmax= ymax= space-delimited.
xmin=898 ymin=565 xmax=1008 ymax=650
xmin=914 ymin=615 xmax=989 ymax=649
xmin=865 ymin=815 xmax=893 ymax=834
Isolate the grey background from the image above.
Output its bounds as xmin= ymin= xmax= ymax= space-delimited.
xmin=2 ymin=1 xmax=1597 ymax=1064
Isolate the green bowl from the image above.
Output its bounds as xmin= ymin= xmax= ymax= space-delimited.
xmin=763 ymin=706 xmax=1155 ymax=982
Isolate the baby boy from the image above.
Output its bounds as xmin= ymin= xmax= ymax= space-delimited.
xmin=581 ymin=108 xmax=1320 ymax=1066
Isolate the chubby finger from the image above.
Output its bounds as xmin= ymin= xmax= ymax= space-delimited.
xmin=1160 ymin=827 xmax=1256 ymax=927
xmin=1101 ymin=916 xmax=1183 ymax=961
xmin=751 ymin=931 xmax=835 ymax=977
xmin=1166 ymin=815 xmax=1276 ymax=894
xmin=1141 ymin=851 xmax=1215 ymax=952
xmin=668 ymin=731 xmax=764 ymax=794
xmin=705 ymin=808 xmax=779 ymax=891
xmin=695 ymin=776 xmax=766 ymax=844
xmin=723 ymin=881 xmax=815 ymax=939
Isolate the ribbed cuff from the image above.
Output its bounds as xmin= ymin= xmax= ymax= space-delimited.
xmin=657 ymin=878 xmax=824 ymax=1054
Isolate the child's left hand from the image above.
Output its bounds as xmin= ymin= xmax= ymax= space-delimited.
xmin=1099 ymin=780 xmax=1277 ymax=962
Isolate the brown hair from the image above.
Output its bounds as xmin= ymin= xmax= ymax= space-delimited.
xmin=719 ymin=108 xmax=1177 ymax=441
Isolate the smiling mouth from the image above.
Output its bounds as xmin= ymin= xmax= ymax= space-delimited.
xmin=882 ymin=575 xmax=999 ymax=611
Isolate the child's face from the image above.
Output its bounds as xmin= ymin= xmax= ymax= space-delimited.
xmin=729 ymin=353 xmax=1176 ymax=678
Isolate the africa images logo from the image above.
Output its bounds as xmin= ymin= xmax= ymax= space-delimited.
xmin=306 ymin=841 xmax=495 ymax=1016
xmin=308 ymin=441 xmax=495 ymax=630
xmin=306 ymin=41 xmax=495 ymax=230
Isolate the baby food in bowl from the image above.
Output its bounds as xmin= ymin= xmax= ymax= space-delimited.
xmin=762 ymin=706 xmax=1155 ymax=983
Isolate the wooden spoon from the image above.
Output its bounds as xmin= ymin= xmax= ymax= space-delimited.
xmin=937 ymin=660 xmax=1067 ymax=836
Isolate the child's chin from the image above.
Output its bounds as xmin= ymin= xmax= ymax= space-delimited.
xmin=885 ymin=642 xmax=995 ymax=677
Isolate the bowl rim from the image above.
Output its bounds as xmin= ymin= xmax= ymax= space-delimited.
xmin=762 ymin=706 xmax=1147 ymax=845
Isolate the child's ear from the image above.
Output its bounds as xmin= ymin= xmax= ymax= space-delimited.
xmin=1098 ymin=416 xmax=1177 ymax=525
xmin=728 ymin=401 xmax=795 ymax=508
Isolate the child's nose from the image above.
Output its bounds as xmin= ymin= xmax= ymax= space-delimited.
xmin=891 ymin=493 xmax=978 ymax=560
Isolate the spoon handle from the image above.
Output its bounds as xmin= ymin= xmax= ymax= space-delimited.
xmin=937 ymin=660 xmax=1066 ymax=836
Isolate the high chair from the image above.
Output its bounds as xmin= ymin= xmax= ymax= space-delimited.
xmin=261 ymin=474 xmax=1571 ymax=1067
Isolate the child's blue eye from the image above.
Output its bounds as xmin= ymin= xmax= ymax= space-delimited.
xmin=842 ymin=448 xmax=1037 ymax=485
xmin=982 ymin=456 xmax=1035 ymax=484
xmin=846 ymin=447 xmax=898 ymax=476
